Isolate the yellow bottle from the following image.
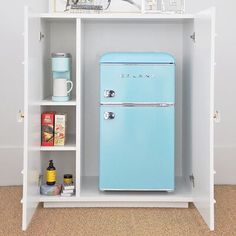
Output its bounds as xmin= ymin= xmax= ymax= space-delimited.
xmin=46 ymin=160 xmax=56 ymax=185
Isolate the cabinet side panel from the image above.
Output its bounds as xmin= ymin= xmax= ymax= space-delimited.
xmin=182 ymin=20 xmax=194 ymax=180
xmin=76 ymin=18 xmax=82 ymax=195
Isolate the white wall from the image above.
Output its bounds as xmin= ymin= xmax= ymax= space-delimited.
xmin=0 ymin=0 xmax=235 ymax=185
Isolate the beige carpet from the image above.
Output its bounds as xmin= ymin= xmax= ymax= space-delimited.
xmin=0 ymin=186 xmax=236 ymax=236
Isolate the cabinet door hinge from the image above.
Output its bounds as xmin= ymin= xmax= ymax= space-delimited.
xmin=17 ymin=110 xmax=24 ymax=123
xmin=39 ymin=32 xmax=45 ymax=42
xmin=189 ymin=174 xmax=195 ymax=188
xmin=190 ymin=32 xmax=196 ymax=43
xmin=213 ymin=110 xmax=221 ymax=123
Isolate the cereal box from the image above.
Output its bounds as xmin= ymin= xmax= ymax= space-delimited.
xmin=41 ymin=112 xmax=55 ymax=146
xmin=54 ymin=113 xmax=67 ymax=146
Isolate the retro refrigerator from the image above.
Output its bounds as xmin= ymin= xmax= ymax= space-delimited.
xmin=99 ymin=52 xmax=175 ymax=191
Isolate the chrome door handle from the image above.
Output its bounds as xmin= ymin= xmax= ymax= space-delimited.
xmin=104 ymin=90 xmax=115 ymax=98
xmin=104 ymin=112 xmax=115 ymax=120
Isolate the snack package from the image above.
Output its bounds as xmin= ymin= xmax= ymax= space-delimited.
xmin=41 ymin=112 xmax=55 ymax=146
xmin=54 ymin=113 xmax=67 ymax=146
xmin=40 ymin=184 xmax=62 ymax=196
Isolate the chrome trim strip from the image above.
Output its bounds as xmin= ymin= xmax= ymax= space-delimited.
xmin=101 ymin=63 xmax=175 ymax=66
xmin=100 ymin=188 xmax=174 ymax=192
xmin=100 ymin=102 xmax=175 ymax=107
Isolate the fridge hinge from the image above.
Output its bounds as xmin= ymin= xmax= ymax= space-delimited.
xmin=189 ymin=174 xmax=195 ymax=188
xmin=190 ymin=32 xmax=196 ymax=43
xmin=39 ymin=32 xmax=45 ymax=42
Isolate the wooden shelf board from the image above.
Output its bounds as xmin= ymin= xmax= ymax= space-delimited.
xmin=40 ymin=134 xmax=76 ymax=151
xmin=79 ymin=176 xmax=193 ymax=202
xmin=40 ymin=195 xmax=77 ymax=202
xmin=40 ymin=96 xmax=76 ymax=106
xmin=39 ymin=176 xmax=193 ymax=203
xmin=40 ymin=13 xmax=194 ymax=20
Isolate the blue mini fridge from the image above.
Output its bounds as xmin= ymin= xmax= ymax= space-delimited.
xmin=99 ymin=52 xmax=175 ymax=191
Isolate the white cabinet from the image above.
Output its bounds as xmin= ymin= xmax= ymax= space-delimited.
xmin=22 ymin=7 xmax=216 ymax=231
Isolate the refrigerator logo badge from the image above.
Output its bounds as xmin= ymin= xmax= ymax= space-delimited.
xmin=120 ymin=74 xmax=155 ymax=79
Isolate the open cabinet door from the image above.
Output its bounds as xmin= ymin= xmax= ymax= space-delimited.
xmin=22 ymin=7 xmax=42 ymax=230
xmin=192 ymin=8 xmax=215 ymax=231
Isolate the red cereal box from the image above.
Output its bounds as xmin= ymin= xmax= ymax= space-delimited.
xmin=41 ymin=112 xmax=55 ymax=146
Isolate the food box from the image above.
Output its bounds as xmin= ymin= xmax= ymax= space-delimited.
xmin=40 ymin=184 xmax=62 ymax=196
xmin=54 ymin=113 xmax=67 ymax=146
xmin=41 ymin=112 xmax=55 ymax=146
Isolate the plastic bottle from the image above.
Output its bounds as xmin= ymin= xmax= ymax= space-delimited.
xmin=46 ymin=160 xmax=57 ymax=185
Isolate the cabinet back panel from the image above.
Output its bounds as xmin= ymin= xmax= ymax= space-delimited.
xmin=82 ymin=21 xmax=184 ymax=177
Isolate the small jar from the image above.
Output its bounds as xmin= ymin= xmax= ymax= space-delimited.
xmin=63 ymin=174 xmax=73 ymax=184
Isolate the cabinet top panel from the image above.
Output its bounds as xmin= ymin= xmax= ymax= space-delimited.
xmin=39 ymin=13 xmax=194 ymax=21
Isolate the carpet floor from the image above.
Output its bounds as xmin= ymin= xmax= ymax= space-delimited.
xmin=0 ymin=186 xmax=235 ymax=236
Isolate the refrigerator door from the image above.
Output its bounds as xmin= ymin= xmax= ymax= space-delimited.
xmin=100 ymin=64 xmax=175 ymax=103
xmin=99 ymin=105 xmax=175 ymax=191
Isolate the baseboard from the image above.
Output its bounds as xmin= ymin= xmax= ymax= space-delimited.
xmin=214 ymin=146 xmax=236 ymax=185
xmin=0 ymin=146 xmax=23 ymax=186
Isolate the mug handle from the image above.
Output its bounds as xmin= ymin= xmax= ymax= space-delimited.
xmin=66 ymin=81 xmax=73 ymax=94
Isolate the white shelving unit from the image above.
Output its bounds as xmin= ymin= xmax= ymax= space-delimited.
xmin=22 ymin=6 xmax=216 ymax=231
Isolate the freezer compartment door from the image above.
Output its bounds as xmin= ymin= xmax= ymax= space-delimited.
xmin=99 ymin=106 xmax=175 ymax=191
xmin=100 ymin=64 xmax=175 ymax=103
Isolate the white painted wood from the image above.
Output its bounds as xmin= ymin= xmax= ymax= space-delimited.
xmin=22 ymin=9 xmax=216 ymax=231
xmin=182 ymin=19 xmax=194 ymax=180
xmin=76 ymin=18 xmax=82 ymax=196
xmin=39 ymin=13 xmax=194 ymax=20
xmin=40 ymin=96 xmax=76 ymax=106
xmin=40 ymin=177 xmax=193 ymax=204
xmin=39 ymin=176 xmax=192 ymax=203
xmin=192 ymin=7 xmax=215 ymax=231
xmin=40 ymin=134 xmax=76 ymax=151
xmin=80 ymin=176 xmax=193 ymax=202
xmin=43 ymin=201 xmax=188 ymax=208
xmin=40 ymin=195 xmax=77 ymax=202
xmin=22 ymin=7 xmax=42 ymax=231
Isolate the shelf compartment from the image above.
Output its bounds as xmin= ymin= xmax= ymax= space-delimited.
xmin=41 ymin=19 xmax=77 ymax=101
xmin=40 ymin=151 xmax=76 ymax=199
xmin=40 ymin=134 xmax=76 ymax=151
xmin=39 ymin=176 xmax=192 ymax=203
xmin=40 ymin=96 xmax=77 ymax=106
